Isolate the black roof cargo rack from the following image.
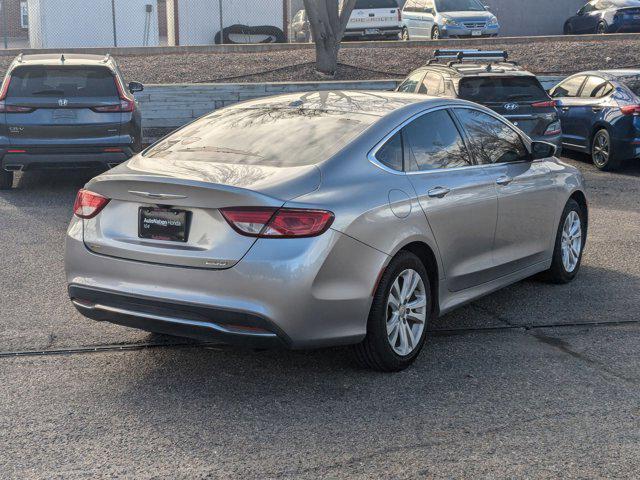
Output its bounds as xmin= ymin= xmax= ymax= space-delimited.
xmin=427 ymin=49 xmax=518 ymax=72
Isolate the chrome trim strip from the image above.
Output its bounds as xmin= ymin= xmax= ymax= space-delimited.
xmin=72 ymin=300 xmax=278 ymax=338
xmin=128 ymin=191 xmax=188 ymax=200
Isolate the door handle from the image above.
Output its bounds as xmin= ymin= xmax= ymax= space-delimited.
xmin=427 ymin=186 xmax=451 ymax=198
xmin=496 ymin=176 xmax=513 ymax=186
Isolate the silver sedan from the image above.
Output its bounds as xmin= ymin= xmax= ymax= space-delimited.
xmin=65 ymin=91 xmax=588 ymax=371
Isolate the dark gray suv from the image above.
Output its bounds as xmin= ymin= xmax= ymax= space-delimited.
xmin=0 ymin=53 xmax=143 ymax=189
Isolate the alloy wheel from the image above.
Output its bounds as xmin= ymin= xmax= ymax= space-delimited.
xmin=432 ymin=27 xmax=440 ymax=39
xmin=386 ymin=269 xmax=427 ymax=356
xmin=401 ymin=28 xmax=409 ymax=41
xmin=597 ymin=23 xmax=606 ymax=34
xmin=561 ymin=211 xmax=582 ymax=273
xmin=592 ymin=132 xmax=609 ymax=167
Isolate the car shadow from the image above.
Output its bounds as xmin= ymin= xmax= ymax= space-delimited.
xmin=561 ymin=150 xmax=640 ymax=177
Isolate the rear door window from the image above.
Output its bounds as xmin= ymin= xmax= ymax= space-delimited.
xmin=454 ymin=108 xmax=528 ymax=165
xmin=580 ymin=76 xmax=613 ymax=98
xmin=403 ymin=109 xmax=472 ymax=171
xmin=458 ymin=76 xmax=549 ymax=103
xmin=550 ymin=76 xmax=587 ymax=98
xmin=7 ymin=66 xmax=118 ymax=98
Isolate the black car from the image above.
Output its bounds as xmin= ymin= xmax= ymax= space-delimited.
xmin=564 ymin=0 xmax=640 ymax=35
xmin=397 ymin=50 xmax=562 ymax=150
xmin=549 ymin=69 xmax=640 ymax=170
xmin=0 ymin=53 xmax=144 ymax=190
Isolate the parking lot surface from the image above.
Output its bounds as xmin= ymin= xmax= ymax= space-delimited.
xmin=1 ymin=154 xmax=639 ymax=478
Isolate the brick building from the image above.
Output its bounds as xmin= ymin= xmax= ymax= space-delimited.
xmin=0 ymin=0 xmax=29 ymax=39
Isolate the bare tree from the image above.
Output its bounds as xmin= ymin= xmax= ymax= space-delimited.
xmin=303 ymin=0 xmax=357 ymax=76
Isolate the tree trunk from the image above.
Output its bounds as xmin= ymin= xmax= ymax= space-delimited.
xmin=314 ymin=37 xmax=339 ymax=77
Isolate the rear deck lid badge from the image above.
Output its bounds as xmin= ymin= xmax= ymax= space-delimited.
xmin=504 ymin=103 xmax=519 ymax=111
xmin=58 ymin=98 xmax=69 ymax=107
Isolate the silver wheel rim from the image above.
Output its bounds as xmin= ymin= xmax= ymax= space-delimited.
xmin=402 ymin=29 xmax=409 ymax=41
xmin=593 ymin=132 xmax=609 ymax=167
xmin=386 ymin=269 xmax=427 ymax=356
xmin=432 ymin=28 xmax=439 ymax=39
xmin=561 ymin=211 xmax=582 ymax=273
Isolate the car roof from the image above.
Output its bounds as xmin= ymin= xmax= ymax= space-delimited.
xmin=226 ymin=90 xmax=477 ymax=118
xmin=416 ymin=63 xmax=535 ymax=78
xmin=9 ymin=53 xmax=116 ymax=70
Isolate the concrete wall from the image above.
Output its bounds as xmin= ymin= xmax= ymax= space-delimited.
xmin=483 ymin=0 xmax=585 ymax=37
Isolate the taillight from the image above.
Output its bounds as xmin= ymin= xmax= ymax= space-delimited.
xmin=0 ymin=75 xmax=11 ymax=100
xmin=397 ymin=9 xmax=401 ymax=21
xmin=544 ymin=120 xmax=562 ymax=136
xmin=0 ymin=103 xmax=34 ymax=113
xmin=532 ymin=100 xmax=557 ymax=108
xmin=620 ymin=104 xmax=640 ymax=115
xmin=73 ymin=189 xmax=110 ymax=219
xmin=220 ymin=207 xmax=334 ymax=238
xmin=93 ymin=76 xmax=135 ymax=113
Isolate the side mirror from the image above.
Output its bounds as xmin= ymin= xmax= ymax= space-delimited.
xmin=531 ymin=141 xmax=557 ymax=160
xmin=128 ymin=81 xmax=144 ymax=94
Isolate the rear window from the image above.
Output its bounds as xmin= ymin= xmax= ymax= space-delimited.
xmin=354 ymin=0 xmax=398 ymax=9
xmin=458 ymin=77 xmax=549 ymax=104
xmin=144 ymin=107 xmax=377 ymax=167
xmin=7 ymin=66 xmax=118 ymax=98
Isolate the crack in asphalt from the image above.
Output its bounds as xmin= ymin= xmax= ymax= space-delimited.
xmin=1 ymin=319 xmax=639 ymax=359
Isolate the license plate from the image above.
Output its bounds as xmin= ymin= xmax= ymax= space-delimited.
xmin=365 ymin=28 xmax=380 ymax=35
xmin=471 ymin=30 xmax=482 ymax=36
xmin=139 ymin=207 xmax=190 ymax=242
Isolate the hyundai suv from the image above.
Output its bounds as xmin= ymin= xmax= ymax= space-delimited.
xmin=0 ymin=53 xmax=143 ymax=190
xmin=397 ymin=50 xmax=562 ymax=150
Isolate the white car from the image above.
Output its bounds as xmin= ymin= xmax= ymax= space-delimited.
xmin=341 ymin=0 xmax=403 ymax=40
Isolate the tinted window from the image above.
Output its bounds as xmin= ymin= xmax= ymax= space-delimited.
xmin=578 ymin=2 xmax=596 ymax=14
xmin=7 ymin=66 xmax=118 ymax=98
xmin=397 ymin=71 xmax=425 ymax=93
xmin=403 ymin=110 xmax=471 ymax=171
xmin=418 ymin=72 xmax=444 ymax=95
xmin=551 ymin=76 xmax=587 ymax=98
xmin=435 ymin=0 xmax=486 ymax=12
xmin=459 ymin=77 xmax=549 ymax=103
xmin=454 ymin=108 xmax=528 ymax=165
xmin=580 ymin=76 xmax=613 ymax=98
xmin=354 ymin=0 xmax=398 ymax=8
xmin=376 ymin=131 xmax=404 ymax=171
xmin=144 ymin=107 xmax=376 ymax=167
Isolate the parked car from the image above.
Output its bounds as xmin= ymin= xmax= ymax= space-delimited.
xmin=292 ymin=1 xmax=402 ymax=42
xmin=400 ymin=0 xmax=499 ymax=40
xmin=65 ymin=91 xmax=588 ymax=372
xmin=549 ymin=69 xmax=640 ymax=170
xmin=564 ymin=0 xmax=640 ymax=35
xmin=397 ymin=50 xmax=562 ymax=151
xmin=0 ymin=53 xmax=144 ymax=190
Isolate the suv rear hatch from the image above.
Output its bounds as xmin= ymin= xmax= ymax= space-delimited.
xmin=81 ymin=105 xmax=375 ymax=269
xmin=2 ymin=65 xmax=127 ymax=148
xmin=347 ymin=0 xmax=401 ymax=31
xmin=458 ymin=75 xmax=559 ymax=138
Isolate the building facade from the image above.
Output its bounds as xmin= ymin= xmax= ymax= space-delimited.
xmin=0 ymin=0 xmax=29 ymax=39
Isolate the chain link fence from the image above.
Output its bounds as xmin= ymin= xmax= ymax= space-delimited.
xmin=0 ymin=0 xmax=320 ymax=50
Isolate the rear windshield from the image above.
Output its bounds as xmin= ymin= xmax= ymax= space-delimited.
xmin=616 ymin=75 xmax=640 ymax=96
xmin=143 ymin=107 xmax=377 ymax=167
xmin=435 ymin=0 xmax=486 ymax=12
xmin=458 ymin=77 xmax=549 ymax=103
xmin=7 ymin=66 xmax=118 ymax=98
xmin=354 ymin=0 xmax=398 ymax=9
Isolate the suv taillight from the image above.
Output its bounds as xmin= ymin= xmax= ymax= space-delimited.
xmin=0 ymin=75 xmax=33 ymax=113
xmin=397 ymin=8 xmax=402 ymax=21
xmin=93 ymin=76 xmax=134 ymax=113
xmin=73 ymin=189 xmax=110 ymax=219
xmin=220 ymin=207 xmax=334 ymax=238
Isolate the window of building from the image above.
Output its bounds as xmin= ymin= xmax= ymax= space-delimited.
xmin=20 ymin=1 xmax=29 ymax=29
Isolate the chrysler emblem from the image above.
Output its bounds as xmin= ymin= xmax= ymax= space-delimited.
xmin=58 ymin=98 xmax=69 ymax=107
xmin=504 ymin=103 xmax=519 ymax=111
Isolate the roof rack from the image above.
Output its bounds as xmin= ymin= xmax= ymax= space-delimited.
xmin=427 ymin=49 xmax=518 ymax=72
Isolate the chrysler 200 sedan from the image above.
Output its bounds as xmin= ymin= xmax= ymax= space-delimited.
xmin=65 ymin=91 xmax=588 ymax=372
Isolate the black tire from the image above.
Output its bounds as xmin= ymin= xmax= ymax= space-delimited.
xmin=541 ymin=199 xmax=586 ymax=284
xmin=596 ymin=22 xmax=607 ymax=34
xmin=352 ymin=251 xmax=433 ymax=372
xmin=564 ymin=23 xmax=573 ymax=35
xmin=591 ymin=128 xmax=622 ymax=171
xmin=401 ymin=27 xmax=409 ymax=41
xmin=431 ymin=26 xmax=440 ymax=40
xmin=0 ymin=169 xmax=14 ymax=190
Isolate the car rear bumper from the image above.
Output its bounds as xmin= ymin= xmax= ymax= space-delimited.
xmin=65 ymin=217 xmax=388 ymax=349
xmin=1 ymin=146 xmax=134 ymax=171
xmin=343 ymin=26 xmax=402 ymax=39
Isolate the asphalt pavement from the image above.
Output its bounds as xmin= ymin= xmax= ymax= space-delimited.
xmin=1 ymin=153 xmax=639 ymax=479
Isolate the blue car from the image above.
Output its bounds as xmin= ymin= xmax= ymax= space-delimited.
xmin=564 ymin=0 xmax=640 ymax=35
xmin=549 ymin=70 xmax=640 ymax=170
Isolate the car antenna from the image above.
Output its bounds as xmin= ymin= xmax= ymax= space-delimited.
xmin=16 ymin=52 xmax=23 ymax=63
xmin=60 ymin=53 xmax=66 ymax=63
xmin=102 ymin=53 xmax=111 ymax=63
